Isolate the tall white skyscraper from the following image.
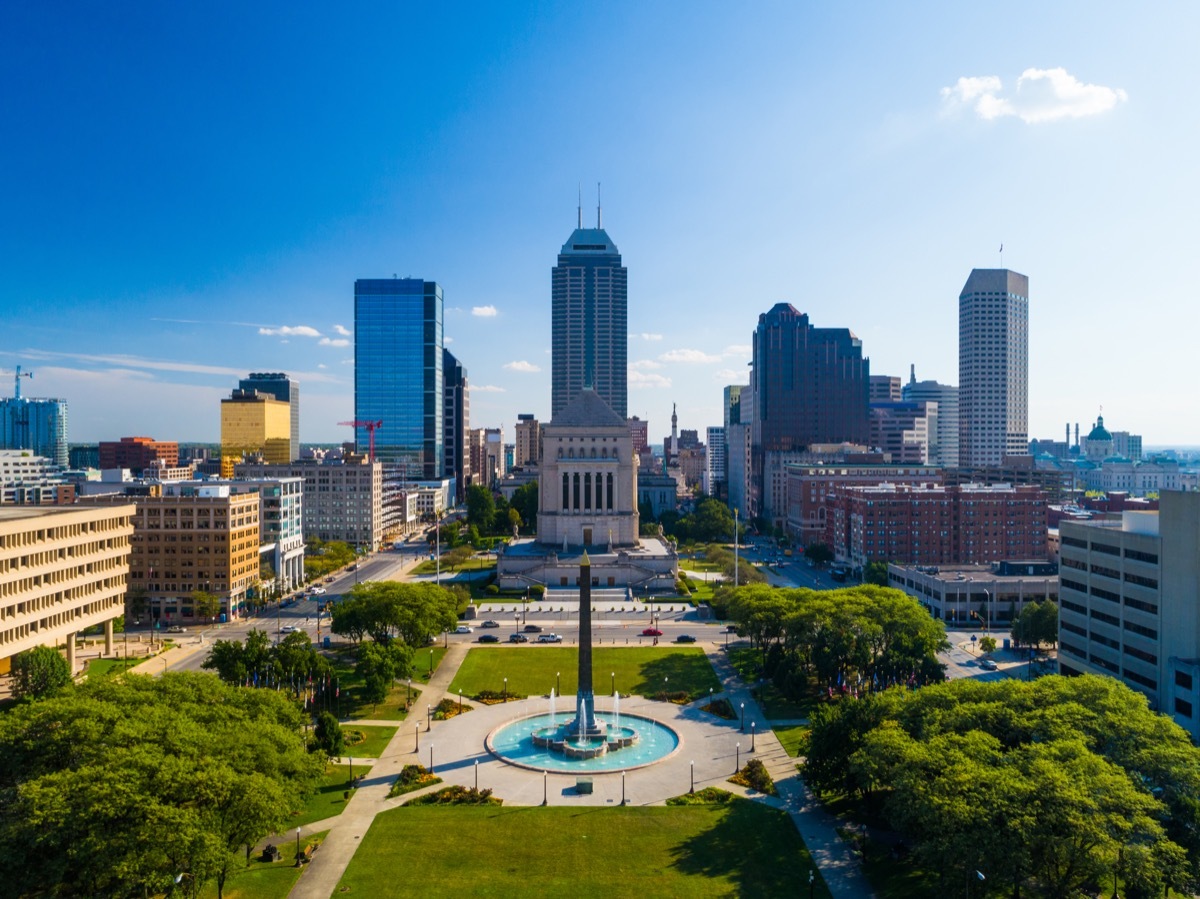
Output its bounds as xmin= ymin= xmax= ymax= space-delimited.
xmin=903 ymin=365 xmax=959 ymax=468
xmin=958 ymin=269 xmax=1029 ymax=468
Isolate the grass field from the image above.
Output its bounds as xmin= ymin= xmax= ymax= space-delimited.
xmin=337 ymin=804 xmax=829 ymax=898
xmin=774 ymin=724 xmax=809 ymax=758
xmin=290 ymin=766 xmax=355 ymax=827
xmin=196 ymin=829 xmax=329 ymax=899
xmin=451 ymin=646 xmax=720 ymax=700
xmin=84 ymin=657 xmax=144 ymax=678
xmin=342 ymin=724 xmax=399 ymax=758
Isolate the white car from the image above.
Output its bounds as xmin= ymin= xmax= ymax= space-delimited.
xmin=455 ymin=625 xmax=474 ymax=634
xmin=537 ymin=633 xmax=563 ymax=643
xmin=310 ymin=587 xmax=327 ymax=595
xmin=279 ymin=625 xmax=300 ymax=634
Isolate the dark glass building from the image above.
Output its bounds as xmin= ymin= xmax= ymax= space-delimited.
xmin=354 ymin=278 xmax=444 ymax=478
xmin=751 ymin=303 xmax=870 ymax=451
xmin=551 ymin=216 xmax=627 ymax=419
xmin=442 ymin=348 xmax=469 ymax=502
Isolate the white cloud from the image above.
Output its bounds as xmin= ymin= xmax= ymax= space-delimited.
xmin=259 ymin=325 xmax=322 ymax=338
xmin=14 ymin=348 xmax=244 ymax=378
xmin=630 ymin=359 xmax=664 ymax=371
xmin=503 ymin=360 xmax=541 ymax=373
xmin=472 ymin=305 xmax=499 ymax=318
xmin=941 ymin=68 xmax=1127 ymax=124
xmin=317 ymin=364 xmax=327 ymax=369
xmin=445 ymin=336 xmax=454 ymax=344
xmin=637 ymin=333 xmax=663 ymax=341
xmin=630 ymin=370 xmax=672 ymax=389
xmin=333 ymin=324 xmax=351 ymax=336
xmin=722 ymin=344 xmax=751 ymax=358
xmin=319 ymin=337 xmax=350 ymax=347
xmin=660 ymin=348 xmax=721 ymax=364
xmin=473 ymin=384 xmax=506 ymax=393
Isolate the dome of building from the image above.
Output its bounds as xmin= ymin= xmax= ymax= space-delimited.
xmin=1087 ymin=415 xmax=1112 ymax=443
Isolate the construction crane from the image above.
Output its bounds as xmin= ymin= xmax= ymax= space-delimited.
xmin=338 ymin=420 xmax=383 ymax=463
xmin=13 ymin=365 xmax=32 ymax=400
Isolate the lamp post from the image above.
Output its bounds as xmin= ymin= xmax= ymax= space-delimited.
xmin=556 ymin=671 xmax=561 ymax=696
xmin=543 ymin=770 xmax=548 ymax=806
xmin=740 ymin=702 xmax=745 ymax=732
xmin=457 ymin=686 xmax=462 ymax=714
xmin=429 ymin=743 xmax=434 ymax=774
xmin=474 ymin=759 xmax=479 ymax=791
xmin=621 ymin=769 xmax=626 ymax=805
xmin=690 ymin=760 xmax=695 ymax=793
xmin=808 ymin=869 xmax=815 ymax=898
xmin=427 ymin=704 xmax=432 ymax=732
xmin=414 ymin=724 xmax=419 ymax=751
xmin=735 ymin=742 xmax=740 ymax=773
xmin=751 ymin=721 xmax=756 ymax=752
xmin=429 ymin=648 xmax=433 ymax=676
xmin=611 ymin=671 xmax=615 ymax=696
xmin=514 ymin=615 xmax=520 ymax=635
xmin=295 ymin=827 xmax=302 ymax=867
xmin=407 ymin=678 xmax=412 ymax=704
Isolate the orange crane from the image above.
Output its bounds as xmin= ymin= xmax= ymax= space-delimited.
xmin=338 ymin=420 xmax=383 ymax=462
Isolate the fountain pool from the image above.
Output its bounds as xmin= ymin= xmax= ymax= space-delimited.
xmin=487 ymin=712 xmax=680 ymax=773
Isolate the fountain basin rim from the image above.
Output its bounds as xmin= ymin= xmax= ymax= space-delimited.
xmin=485 ymin=710 xmax=682 ymax=774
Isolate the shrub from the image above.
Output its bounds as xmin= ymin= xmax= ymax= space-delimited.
xmin=667 ymin=787 xmax=737 ymax=806
xmin=703 ymin=698 xmax=736 ymax=720
xmin=433 ymin=697 xmax=472 ymax=720
xmin=473 ymin=689 xmax=523 ymax=704
xmin=531 ymin=584 xmax=546 ymax=597
xmin=388 ymin=764 xmax=442 ymax=797
xmin=406 ymin=785 xmax=502 ymax=806
xmin=485 ymin=584 xmax=500 ymax=595
xmin=730 ymin=758 xmax=777 ymax=795
xmin=653 ymin=690 xmax=692 ymax=705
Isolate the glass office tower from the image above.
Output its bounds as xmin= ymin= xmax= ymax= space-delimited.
xmin=354 ymin=278 xmax=444 ymax=478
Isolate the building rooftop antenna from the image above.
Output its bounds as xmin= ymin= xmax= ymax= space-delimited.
xmin=577 ymin=182 xmax=582 ymax=229
xmin=597 ymin=181 xmax=602 ymax=229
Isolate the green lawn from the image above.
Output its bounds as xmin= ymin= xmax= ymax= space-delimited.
xmin=84 ymin=657 xmax=144 ymax=678
xmin=337 ymin=804 xmax=829 ymax=898
xmin=342 ymin=724 xmax=400 ymax=758
xmin=774 ymin=724 xmax=809 ymax=758
xmin=412 ymin=557 xmax=496 ymax=576
xmin=290 ymin=766 xmax=356 ymax=827
xmin=451 ymin=646 xmax=720 ymax=700
xmin=197 ymin=830 xmax=329 ymax=899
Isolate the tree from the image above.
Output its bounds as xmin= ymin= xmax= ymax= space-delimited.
xmin=126 ymin=586 xmax=149 ymax=624
xmin=202 ymin=639 xmax=248 ymax=685
xmin=335 ymin=581 xmax=457 ymax=648
xmin=1013 ymin=599 xmax=1059 ymax=649
xmin=863 ymin=560 xmax=890 ymax=586
xmin=804 ymin=543 xmax=834 ymax=565
xmin=687 ymin=498 xmax=736 ymax=543
xmin=10 ymin=645 xmax=72 ymax=700
xmin=355 ymin=641 xmax=411 ymax=713
xmin=192 ymin=589 xmax=222 ymax=623
xmin=0 ymin=673 xmax=322 ymax=899
xmin=511 ymin=481 xmax=538 ymax=532
xmin=978 ymin=635 xmax=997 ymax=654
xmin=465 ymin=485 xmax=496 ymax=532
xmin=313 ymin=711 xmax=345 ymax=758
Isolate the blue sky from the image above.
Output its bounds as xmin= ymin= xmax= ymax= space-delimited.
xmin=2 ymin=3 xmax=1196 ymax=446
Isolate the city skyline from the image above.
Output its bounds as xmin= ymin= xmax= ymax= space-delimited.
xmin=2 ymin=5 xmax=1198 ymax=445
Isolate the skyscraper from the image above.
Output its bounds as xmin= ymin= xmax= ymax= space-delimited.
xmin=551 ymin=201 xmax=627 ymax=419
xmin=958 ymin=269 xmax=1029 ymax=468
xmin=239 ymin=373 xmax=300 ymax=461
xmin=751 ymin=303 xmax=870 ymax=451
xmin=1 ymin=368 xmax=68 ymax=468
xmin=903 ymin=365 xmax=959 ymax=468
xmin=442 ymin=349 xmax=469 ymax=501
xmin=354 ymin=278 xmax=444 ymax=478
xmin=220 ymin=389 xmax=291 ymax=477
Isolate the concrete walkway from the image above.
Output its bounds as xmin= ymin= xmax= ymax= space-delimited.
xmin=288 ymin=641 xmax=470 ymax=899
xmin=705 ymin=646 xmax=876 ymax=899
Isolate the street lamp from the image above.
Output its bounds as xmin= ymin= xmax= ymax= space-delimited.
xmin=429 ymin=648 xmax=433 ymax=676
xmin=740 ymin=702 xmax=745 ymax=732
xmin=474 ymin=759 xmax=479 ymax=791
xmin=503 ymin=677 xmax=508 ymax=703
xmin=295 ymin=827 xmax=302 ymax=867
xmin=514 ymin=615 xmax=520 ymax=635
xmin=611 ymin=672 xmax=615 ymax=696
xmin=543 ymin=770 xmax=548 ymax=806
xmin=621 ymin=769 xmax=626 ymax=805
xmin=457 ymin=685 xmax=462 ymax=714
xmin=751 ymin=722 xmax=756 ymax=752
xmin=690 ymin=760 xmax=695 ymax=793
xmin=735 ymin=742 xmax=740 ymax=773
xmin=414 ymin=724 xmax=419 ymax=751
xmin=427 ymin=704 xmax=432 ymax=732
xmin=429 ymin=743 xmax=434 ymax=774
xmin=407 ymin=678 xmax=412 ymax=704
xmin=556 ymin=671 xmax=561 ymax=696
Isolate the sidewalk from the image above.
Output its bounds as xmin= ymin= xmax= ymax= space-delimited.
xmin=705 ymin=646 xmax=877 ymax=899
xmin=288 ymin=641 xmax=471 ymax=899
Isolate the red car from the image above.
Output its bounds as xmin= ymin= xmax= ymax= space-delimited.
xmin=641 ymin=627 xmax=663 ymax=637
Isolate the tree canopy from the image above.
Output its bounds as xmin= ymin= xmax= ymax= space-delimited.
xmin=203 ymin=628 xmax=330 ymax=686
xmin=329 ymin=581 xmax=458 ymax=647
xmin=0 ymin=673 xmax=322 ymax=899
xmin=465 ymin=485 xmax=496 ymax=533
xmin=805 ymin=674 xmax=1200 ymax=897
xmin=10 ymin=645 xmax=72 ymax=701
xmin=1012 ymin=599 xmax=1059 ymax=649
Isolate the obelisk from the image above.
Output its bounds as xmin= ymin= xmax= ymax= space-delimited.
xmin=574 ymin=551 xmax=605 ymax=736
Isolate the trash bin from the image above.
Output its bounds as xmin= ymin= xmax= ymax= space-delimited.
xmin=323 ymin=636 xmax=331 ymax=648
xmin=1003 ymin=638 xmax=1010 ymax=651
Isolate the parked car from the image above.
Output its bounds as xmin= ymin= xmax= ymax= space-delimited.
xmin=523 ymin=624 xmax=543 ymax=633
xmin=166 ymin=625 xmax=186 ymax=634
xmin=478 ymin=634 xmax=500 ymax=644
xmin=454 ymin=625 xmax=473 ymax=634
xmin=508 ymin=633 xmax=529 ymax=643
xmin=480 ymin=619 xmax=501 ymax=628
xmin=675 ymin=634 xmax=696 ymax=643
xmin=642 ymin=628 xmax=663 ymax=637
xmin=537 ymin=633 xmax=563 ymax=643
xmin=979 ymin=658 xmax=998 ymax=671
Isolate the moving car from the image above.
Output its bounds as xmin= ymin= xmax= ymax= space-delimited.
xmin=675 ymin=634 xmax=697 ymax=644
xmin=642 ymin=627 xmax=663 ymax=637
xmin=537 ymin=633 xmax=563 ymax=643
xmin=166 ymin=625 xmax=186 ymax=634
xmin=279 ymin=625 xmax=300 ymax=634
xmin=508 ymin=633 xmax=529 ymax=643
xmin=310 ymin=587 xmax=327 ymax=595
xmin=454 ymin=625 xmax=473 ymax=634
xmin=478 ymin=634 xmax=500 ymax=643
xmin=480 ymin=620 xmax=501 ymax=628
xmin=979 ymin=659 xmax=998 ymax=671
xmin=723 ymin=624 xmax=739 ymax=633
xmin=523 ymin=624 xmax=543 ymax=633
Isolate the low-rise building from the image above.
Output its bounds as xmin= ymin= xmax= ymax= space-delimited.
xmin=887 ymin=560 xmax=1058 ymax=626
xmin=786 ymin=463 xmax=942 ymax=548
xmin=99 ymin=436 xmax=179 ymax=473
xmin=0 ymin=504 xmax=134 ymax=674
